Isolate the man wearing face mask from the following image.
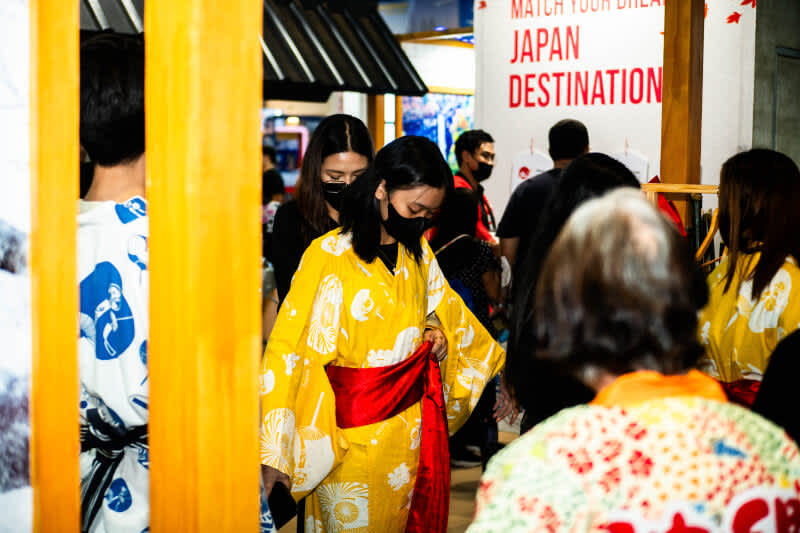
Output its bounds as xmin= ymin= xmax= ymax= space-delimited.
xmin=453 ymin=130 xmax=497 ymax=243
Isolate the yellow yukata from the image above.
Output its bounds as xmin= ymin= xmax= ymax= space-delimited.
xmin=260 ymin=230 xmax=505 ymax=533
xmin=698 ymin=253 xmax=800 ymax=383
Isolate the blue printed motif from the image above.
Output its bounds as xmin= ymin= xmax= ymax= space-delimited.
xmin=137 ymin=447 xmax=149 ymax=470
xmin=105 ymin=478 xmax=133 ymax=513
xmin=712 ymin=439 xmax=748 ymax=459
xmin=115 ymin=198 xmax=147 ymax=224
xmin=79 ymin=262 xmax=135 ymax=360
xmin=128 ymin=234 xmax=148 ymax=272
xmin=260 ymin=482 xmax=276 ymax=533
xmin=139 ymin=341 xmax=148 ymax=385
xmin=129 ymin=394 xmax=148 ymax=420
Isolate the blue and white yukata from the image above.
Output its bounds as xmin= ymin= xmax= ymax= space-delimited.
xmin=78 ymin=196 xmax=276 ymax=533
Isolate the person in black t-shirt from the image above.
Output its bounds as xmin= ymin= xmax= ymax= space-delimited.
xmin=270 ymin=114 xmax=374 ymax=303
xmin=497 ymin=119 xmax=590 ymax=279
xmin=431 ymin=189 xmax=500 ymax=336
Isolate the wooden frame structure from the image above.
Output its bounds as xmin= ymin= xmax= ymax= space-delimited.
xmin=25 ymin=1 xmax=709 ymax=530
xmin=29 ymin=2 xmax=80 ymax=531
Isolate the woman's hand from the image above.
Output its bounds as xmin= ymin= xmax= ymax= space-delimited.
xmin=261 ymin=464 xmax=291 ymax=498
xmin=423 ymin=328 xmax=448 ymax=361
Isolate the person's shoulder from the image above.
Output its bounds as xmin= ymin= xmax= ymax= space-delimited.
xmin=78 ymin=196 xmax=148 ymax=229
xmin=307 ymin=229 xmax=353 ymax=259
xmin=509 ymin=170 xmax=556 ymax=200
xmin=782 ymin=255 xmax=800 ymax=280
xmin=453 ymin=174 xmax=472 ymax=190
xmin=275 ymin=199 xmax=300 ymax=221
xmin=483 ymin=405 xmax=594 ymax=476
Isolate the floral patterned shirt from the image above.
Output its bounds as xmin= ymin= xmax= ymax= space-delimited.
xmin=469 ymin=373 xmax=800 ymax=533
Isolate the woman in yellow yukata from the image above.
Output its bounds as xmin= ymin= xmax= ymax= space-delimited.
xmin=698 ymin=149 xmax=800 ymax=406
xmin=260 ymin=136 xmax=505 ymax=533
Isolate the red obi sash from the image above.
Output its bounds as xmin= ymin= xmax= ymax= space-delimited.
xmin=720 ymin=378 xmax=760 ymax=407
xmin=325 ymin=341 xmax=450 ymax=533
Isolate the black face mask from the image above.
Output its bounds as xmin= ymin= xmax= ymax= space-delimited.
xmin=322 ymin=181 xmax=348 ymax=211
xmin=474 ymin=162 xmax=494 ymax=182
xmin=383 ymin=202 xmax=432 ymax=247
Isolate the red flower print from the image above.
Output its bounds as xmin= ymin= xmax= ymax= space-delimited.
xmin=566 ymin=448 xmax=594 ymax=474
xmin=628 ymin=450 xmax=654 ymax=477
xmin=599 ymin=467 xmax=622 ymax=493
xmin=727 ymin=11 xmax=742 ymax=24
xmin=518 ymin=496 xmax=539 ymax=514
xmin=477 ymin=1 xmax=487 ymax=9
xmin=517 ymin=497 xmax=561 ymax=532
xmin=741 ymin=0 xmax=756 ymax=7
xmin=478 ymin=479 xmax=494 ymax=500
xmin=539 ymin=505 xmax=561 ymax=533
xmin=624 ymin=422 xmax=647 ymax=441
xmin=599 ymin=440 xmax=623 ymax=462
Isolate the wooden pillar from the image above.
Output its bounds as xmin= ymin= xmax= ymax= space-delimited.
xmin=395 ymin=96 xmax=404 ymax=138
xmin=660 ymin=0 xmax=705 ymax=222
xmin=29 ymin=1 xmax=81 ymax=531
xmin=145 ymin=2 xmax=263 ymax=531
xmin=367 ymin=94 xmax=385 ymax=149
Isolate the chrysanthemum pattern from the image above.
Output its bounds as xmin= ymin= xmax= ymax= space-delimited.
xmin=307 ymin=274 xmax=343 ymax=354
xmin=469 ymin=397 xmax=800 ymax=532
xmin=260 ymin=408 xmax=295 ymax=473
xmin=317 ymin=482 xmax=369 ymax=532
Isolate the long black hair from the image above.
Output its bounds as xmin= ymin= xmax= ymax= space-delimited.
xmin=429 ymin=188 xmax=479 ymax=252
xmin=507 ymin=153 xmax=640 ymax=419
xmin=295 ymin=114 xmax=373 ymax=241
xmin=339 ymin=136 xmax=453 ymax=262
xmin=718 ymin=149 xmax=800 ymax=300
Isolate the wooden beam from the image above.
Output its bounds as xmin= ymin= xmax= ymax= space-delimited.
xmin=427 ymin=86 xmax=475 ymax=96
xmin=640 ymin=184 xmax=718 ymax=195
xmin=145 ymin=2 xmax=262 ymax=531
xmin=660 ymin=0 xmax=705 ymax=223
xmin=395 ymin=27 xmax=473 ymax=42
xmin=367 ymin=94 xmax=386 ymax=149
xmin=401 ymin=39 xmax=474 ymax=49
xmin=396 ymin=95 xmax=404 ymax=138
xmin=29 ymin=1 xmax=81 ymax=531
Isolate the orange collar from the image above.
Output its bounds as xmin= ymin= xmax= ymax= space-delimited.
xmin=590 ymin=370 xmax=727 ymax=408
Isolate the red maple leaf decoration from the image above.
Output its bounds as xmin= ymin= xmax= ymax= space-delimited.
xmin=477 ymin=1 xmax=487 ymax=9
xmin=741 ymin=0 xmax=756 ymax=7
xmin=727 ymin=11 xmax=742 ymax=24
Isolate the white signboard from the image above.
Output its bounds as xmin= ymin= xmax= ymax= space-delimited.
xmin=611 ymin=149 xmax=649 ymax=183
xmin=475 ymin=0 xmax=756 ymax=215
xmin=510 ymin=149 xmax=553 ymax=193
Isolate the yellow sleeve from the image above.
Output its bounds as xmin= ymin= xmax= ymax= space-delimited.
xmin=259 ymin=239 xmax=349 ymax=499
xmin=421 ymin=240 xmax=506 ymax=434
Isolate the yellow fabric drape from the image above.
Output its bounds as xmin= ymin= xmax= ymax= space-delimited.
xmin=260 ymin=231 xmax=504 ymax=532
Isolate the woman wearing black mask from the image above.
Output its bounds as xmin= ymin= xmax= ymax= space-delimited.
xmin=261 ymin=136 xmax=505 ymax=533
xmin=271 ymin=114 xmax=373 ymax=303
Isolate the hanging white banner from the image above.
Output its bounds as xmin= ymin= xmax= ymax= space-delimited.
xmin=474 ymin=0 xmax=756 ymax=214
